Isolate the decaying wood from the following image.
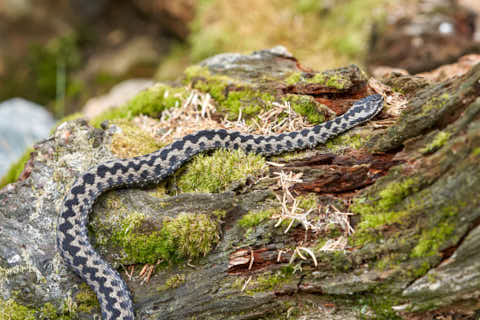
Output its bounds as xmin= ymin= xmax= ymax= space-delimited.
xmin=2 ymin=48 xmax=480 ymax=319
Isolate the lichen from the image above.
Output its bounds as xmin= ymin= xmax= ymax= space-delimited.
xmin=91 ymin=84 xmax=187 ymax=127
xmin=158 ymin=274 xmax=186 ymax=291
xmin=109 ymin=119 xmax=164 ymax=158
xmin=177 ymin=148 xmax=266 ymax=193
xmin=420 ymin=131 xmax=451 ymax=154
xmin=50 ymin=112 xmax=84 ymax=134
xmin=421 ymin=93 xmax=450 ymax=114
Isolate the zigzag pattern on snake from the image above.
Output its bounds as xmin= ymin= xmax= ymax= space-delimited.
xmin=57 ymin=94 xmax=383 ymax=320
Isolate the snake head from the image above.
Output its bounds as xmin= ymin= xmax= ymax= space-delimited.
xmin=347 ymin=94 xmax=384 ymax=123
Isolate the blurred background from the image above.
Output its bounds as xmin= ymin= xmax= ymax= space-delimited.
xmin=0 ymin=0 xmax=479 ymax=181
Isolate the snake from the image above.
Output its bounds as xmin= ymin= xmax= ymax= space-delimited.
xmin=57 ymin=93 xmax=383 ymax=319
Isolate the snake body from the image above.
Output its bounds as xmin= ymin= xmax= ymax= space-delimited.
xmin=57 ymin=94 xmax=383 ymax=319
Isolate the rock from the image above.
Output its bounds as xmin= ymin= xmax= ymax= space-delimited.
xmin=0 ymin=98 xmax=55 ymax=177
xmin=83 ymin=79 xmax=154 ymax=119
xmin=368 ymin=0 xmax=479 ymax=73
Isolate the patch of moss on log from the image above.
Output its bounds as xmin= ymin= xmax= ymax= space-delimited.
xmin=91 ymin=84 xmax=187 ymax=127
xmin=177 ymin=148 xmax=266 ymax=193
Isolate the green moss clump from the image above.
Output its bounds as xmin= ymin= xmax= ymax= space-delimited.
xmin=0 ymin=299 xmax=35 ymax=320
xmin=238 ymin=208 xmax=276 ymax=229
xmin=0 ymin=148 xmax=33 ymax=189
xmin=113 ymin=211 xmax=220 ymax=264
xmin=222 ymin=89 xmax=274 ymax=120
xmin=183 ymin=65 xmax=230 ymax=102
xmin=284 ymin=95 xmax=325 ymax=124
xmin=0 ymin=299 xmax=77 ymax=320
xmin=284 ymin=71 xmax=348 ymax=90
xmin=184 ymin=66 xmax=276 ymax=120
xmin=91 ymin=84 xmax=187 ymax=127
xmin=285 ymin=72 xmax=302 ymax=85
xmin=178 ymin=148 xmax=266 ymax=193
xmin=352 ymin=178 xmax=419 ymax=232
xmin=411 ymin=222 xmax=455 ymax=258
xmin=326 ymin=133 xmax=368 ymax=150
xmin=473 ymin=148 xmax=480 ymax=157
xmin=109 ymin=119 xmax=164 ymax=158
xmin=161 ymin=212 xmax=220 ymax=260
xmin=420 ymin=131 xmax=451 ymax=154
xmin=75 ymin=283 xmax=100 ymax=314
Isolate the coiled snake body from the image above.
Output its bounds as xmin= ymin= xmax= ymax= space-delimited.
xmin=57 ymin=94 xmax=383 ymax=319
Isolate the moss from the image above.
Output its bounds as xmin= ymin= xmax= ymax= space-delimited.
xmin=185 ymin=65 xmax=277 ymax=120
xmin=326 ymin=133 xmax=368 ymax=151
xmin=284 ymin=71 xmax=349 ymax=90
xmin=247 ymin=269 xmax=293 ymax=293
xmin=420 ymin=131 xmax=451 ymax=154
xmin=473 ymin=148 xmax=480 ymax=157
xmin=0 ymin=299 xmax=35 ymax=320
xmin=161 ymin=212 xmax=220 ymax=260
xmin=355 ymin=294 xmax=403 ymax=320
xmin=183 ymin=65 xmax=230 ymax=102
xmin=177 ymin=148 xmax=266 ymax=193
xmin=351 ymin=178 xmax=419 ymax=241
xmin=0 ymin=298 xmax=78 ymax=320
xmin=410 ymin=261 xmax=432 ymax=278
xmin=411 ymin=222 xmax=455 ymax=258
xmin=113 ymin=211 xmax=220 ymax=264
xmin=238 ymin=208 xmax=276 ymax=229
xmin=285 ymin=72 xmax=303 ymax=85
xmin=149 ymin=185 xmax=168 ymax=199
xmin=91 ymin=84 xmax=187 ymax=127
xmin=297 ymin=194 xmax=318 ymax=210
xmin=158 ymin=274 xmax=186 ymax=291
xmin=0 ymin=148 xmax=33 ymax=189
xmin=74 ymin=283 xmax=100 ymax=314
xmin=109 ymin=119 xmax=163 ymax=158
xmin=222 ymin=89 xmax=274 ymax=120
xmin=284 ymin=94 xmax=326 ymax=124
xmin=421 ymin=93 xmax=450 ymax=114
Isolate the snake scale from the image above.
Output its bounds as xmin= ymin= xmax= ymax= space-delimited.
xmin=57 ymin=94 xmax=383 ymax=319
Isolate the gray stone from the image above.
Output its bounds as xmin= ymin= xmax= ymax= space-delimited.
xmin=0 ymin=98 xmax=55 ymax=176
